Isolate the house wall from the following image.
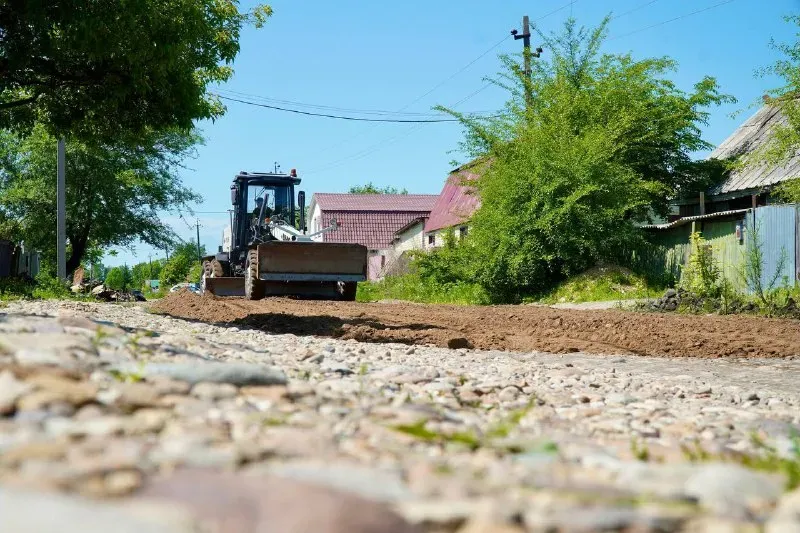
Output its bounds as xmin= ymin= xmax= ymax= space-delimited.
xmin=309 ymin=203 xmax=324 ymax=242
xmin=380 ymin=222 xmax=425 ymax=279
xmin=425 ymin=224 xmax=470 ymax=249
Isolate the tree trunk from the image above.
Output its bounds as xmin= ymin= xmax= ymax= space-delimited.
xmin=65 ymin=234 xmax=89 ymax=277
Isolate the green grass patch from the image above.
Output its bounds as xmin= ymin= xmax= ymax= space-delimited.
xmin=0 ymin=273 xmax=83 ymax=301
xmin=536 ymin=265 xmax=663 ymax=304
xmin=356 ymin=273 xmax=487 ymax=305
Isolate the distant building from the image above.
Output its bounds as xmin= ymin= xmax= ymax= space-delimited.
xmin=307 ymin=193 xmax=438 ymax=280
xmin=423 ymin=161 xmax=483 ymax=248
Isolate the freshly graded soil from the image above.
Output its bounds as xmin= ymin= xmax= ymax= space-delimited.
xmin=153 ymin=291 xmax=800 ymax=358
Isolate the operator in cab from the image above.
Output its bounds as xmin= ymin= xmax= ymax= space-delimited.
xmin=251 ymin=195 xmax=273 ymax=227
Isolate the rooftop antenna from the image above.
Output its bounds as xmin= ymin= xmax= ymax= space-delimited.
xmin=274 ymin=162 xmax=281 ymax=174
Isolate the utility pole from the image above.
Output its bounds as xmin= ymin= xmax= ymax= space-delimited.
xmin=195 ymin=219 xmax=202 ymax=262
xmin=511 ymin=15 xmax=542 ymax=111
xmin=56 ymin=138 xmax=66 ymax=280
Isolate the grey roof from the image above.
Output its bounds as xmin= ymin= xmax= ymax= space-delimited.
xmin=708 ymin=103 xmax=800 ymax=196
xmin=641 ymin=208 xmax=750 ymax=230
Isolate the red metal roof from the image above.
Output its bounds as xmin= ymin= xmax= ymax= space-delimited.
xmin=321 ymin=211 xmax=432 ymax=250
xmin=313 ymin=193 xmax=438 ymax=212
xmin=424 ymin=169 xmax=481 ymax=233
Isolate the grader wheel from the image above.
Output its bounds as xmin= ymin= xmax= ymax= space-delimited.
xmin=244 ymin=249 xmax=264 ymax=300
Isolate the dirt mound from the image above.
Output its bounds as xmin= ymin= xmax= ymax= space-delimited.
xmin=153 ymin=291 xmax=800 ymax=358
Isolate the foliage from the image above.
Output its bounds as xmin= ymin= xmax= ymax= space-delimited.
xmin=0 ymin=271 xmax=74 ymax=301
xmin=131 ymin=260 xmax=164 ymax=290
xmin=104 ymin=266 xmax=133 ymax=291
xmin=356 ymin=272 xmax=486 ymax=305
xmin=0 ymin=0 xmax=272 ymax=139
xmin=679 ymin=232 xmax=722 ymax=298
xmin=159 ymin=242 xmax=204 ymax=287
xmin=187 ymin=262 xmax=203 ymax=283
xmin=0 ymin=125 xmax=202 ymax=274
xmin=538 ymin=265 xmax=662 ymax=304
xmin=435 ymin=17 xmax=732 ymax=302
xmin=742 ymin=14 xmax=800 ymax=200
xmin=348 ymin=182 xmax=408 ymax=194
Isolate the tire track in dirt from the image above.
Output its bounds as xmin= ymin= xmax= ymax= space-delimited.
xmin=153 ymin=291 xmax=800 ymax=358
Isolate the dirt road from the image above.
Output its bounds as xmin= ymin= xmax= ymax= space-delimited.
xmin=154 ymin=292 xmax=800 ymax=358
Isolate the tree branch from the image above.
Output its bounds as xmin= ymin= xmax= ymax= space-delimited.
xmin=0 ymin=94 xmax=39 ymax=109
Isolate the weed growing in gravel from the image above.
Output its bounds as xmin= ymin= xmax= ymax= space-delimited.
xmin=681 ymin=433 xmax=800 ymax=490
xmin=108 ymin=363 xmax=146 ymax=383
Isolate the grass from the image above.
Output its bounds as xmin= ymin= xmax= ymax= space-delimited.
xmin=0 ymin=274 xmax=88 ymax=301
xmin=536 ymin=265 xmax=663 ymax=305
xmin=356 ymin=273 xmax=487 ymax=305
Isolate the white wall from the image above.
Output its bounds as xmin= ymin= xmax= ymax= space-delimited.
xmin=308 ymin=202 xmax=324 ymax=241
xmin=424 ymin=225 xmax=469 ymax=249
xmin=379 ymin=221 xmax=426 ymax=279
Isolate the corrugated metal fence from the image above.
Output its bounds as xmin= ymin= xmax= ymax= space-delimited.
xmin=643 ymin=204 xmax=799 ymax=292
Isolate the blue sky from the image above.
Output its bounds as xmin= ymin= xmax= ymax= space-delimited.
xmin=106 ymin=0 xmax=800 ymax=267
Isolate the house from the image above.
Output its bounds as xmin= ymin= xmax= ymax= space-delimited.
xmin=674 ymin=99 xmax=800 ymax=217
xmin=307 ymin=193 xmax=438 ymax=280
xmin=380 ymin=217 xmax=429 ymax=278
xmin=423 ymin=161 xmax=483 ymax=248
xmin=643 ymin=99 xmax=800 ymax=289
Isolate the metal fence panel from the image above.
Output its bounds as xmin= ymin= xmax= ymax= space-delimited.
xmin=752 ymin=205 xmax=796 ymax=290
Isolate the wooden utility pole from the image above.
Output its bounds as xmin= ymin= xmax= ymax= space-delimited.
xmin=511 ymin=15 xmax=542 ymax=111
xmin=57 ymin=138 xmax=66 ymax=280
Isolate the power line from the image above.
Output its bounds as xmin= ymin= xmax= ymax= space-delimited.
xmin=214 ymin=88 xmax=477 ymax=117
xmin=304 ymin=82 xmax=496 ymax=175
xmin=608 ymin=0 xmax=737 ymax=40
xmin=610 ymin=0 xmax=663 ymax=21
xmin=212 ymin=93 xmax=494 ymax=122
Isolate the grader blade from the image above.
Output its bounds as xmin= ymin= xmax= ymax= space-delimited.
xmin=202 ymin=276 xmax=245 ymax=297
xmin=256 ymin=242 xmax=367 ymax=282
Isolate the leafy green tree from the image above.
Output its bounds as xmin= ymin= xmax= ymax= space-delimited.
xmin=159 ymin=242 xmax=204 ymax=287
xmin=349 ymin=182 xmax=408 ymax=194
xmin=436 ymin=17 xmax=732 ymax=302
xmin=132 ymin=260 xmax=164 ymax=290
xmin=104 ymin=267 xmax=126 ymax=291
xmin=0 ymin=125 xmax=201 ymax=274
xmin=746 ymin=15 xmax=800 ymax=202
xmin=0 ymin=1 xmax=272 ymax=138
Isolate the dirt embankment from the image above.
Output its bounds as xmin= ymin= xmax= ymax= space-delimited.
xmin=153 ymin=291 xmax=800 ymax=358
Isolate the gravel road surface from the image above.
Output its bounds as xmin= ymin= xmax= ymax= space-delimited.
xmin=1 ymin=296 xmax=799 ymax=532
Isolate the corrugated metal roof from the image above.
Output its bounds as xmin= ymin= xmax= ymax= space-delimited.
xmin=642 ymin=208 xmax=750 ymax=230
xmin=708 ymin=103 xmax=800 ymax=195
xmin=313 ymin=193 xmax=438 ymax=212
xmin=321 ymin=211 xmax=431 ymax=250
xmin=424 ymin=170 xmax=481 ymax=233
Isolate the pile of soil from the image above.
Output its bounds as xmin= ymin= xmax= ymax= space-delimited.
xmin=153 ymin=291 xmax=800 ymax=358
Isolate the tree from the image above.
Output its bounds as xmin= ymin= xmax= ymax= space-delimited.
xmin=746 ymin=15 xmax=800 ymax=203
xmin=436 ymin=17 xmax=732 ymax=302
xmin=349 ymin=182 xmax=408 ymax=194
xmin=159 ymin=242 xmax=204 ymax=287
xmin=104 ymin=267 xmax=126 ymax=291
xmin=132 ymin=260 xmax=164 ymax=290
xmin=0 ymin=125 xmax=202 ymax=274
xmin=0 ymin=1 xmax=272 ymax=138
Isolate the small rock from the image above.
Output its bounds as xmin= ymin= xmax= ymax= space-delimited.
xmin=110 ymin=362 xmax=287 ymax=386
xmin=498 ymin=386 xmax=521 ymax=402
xmin=23 ymin=374 xmax=98 ymax=406
xmin=191 ymin=382 xmax=238 ymax=401
xmin=447 ymin=338 xmax=472 ymax=350
xmin=684 ymin=463 xmax=784 ymax=517
xmin=0 ymin=370 xmax=32 ymax=415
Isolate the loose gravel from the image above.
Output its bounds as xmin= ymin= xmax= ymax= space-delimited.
xmin=1 ymin=297 xmax=799 ymax=532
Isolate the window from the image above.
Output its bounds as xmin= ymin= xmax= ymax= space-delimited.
xmin=459 ymin=226 xmax=468 ymax=238
xmin=381 ymin=255 xmax=386 ymax=268
xmin=428 ymin=234 xmax=435 ymax=246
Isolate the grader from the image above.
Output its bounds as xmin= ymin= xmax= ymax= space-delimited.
xmin=200 ymin=170 xmax=367 ymax=300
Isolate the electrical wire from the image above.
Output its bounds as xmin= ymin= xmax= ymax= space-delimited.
xmin=212 ymin=93 xmax=495 ymax=122
xmin=213 ymin=88 xmax=481 ymax=117
xmin=608 ymin=0 xmax=737 ymax=40
xmin=303 ymin=82 xmax=496 ymax=175
xmin=610 ymin=0 xmax=663 ymax=21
